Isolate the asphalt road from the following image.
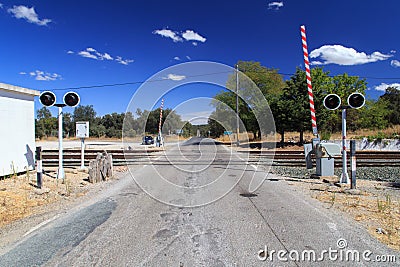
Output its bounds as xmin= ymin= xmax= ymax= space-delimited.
xmin=0 ymin=137 xmax=399 ymax=266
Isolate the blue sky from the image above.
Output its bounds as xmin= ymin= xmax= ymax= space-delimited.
xmin=1 ymin=0 xmax=399 ymax=124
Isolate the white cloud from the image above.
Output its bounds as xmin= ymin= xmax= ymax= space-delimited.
xmin=163 ymin=74 xmax=186 ymax=81
xmin=78 ymin=50 xmax=98 ymax=60
xmin=0 ymin=3 xmax=3 ymax=9
xmin=78 ymin=48 xmax=114 ymax=60
xmin=375 ymin=83 xmax=400 ymax=91
xmin=173 ymin=56 xmax=181 ymax=61
xmin=115 ymin=56 xmax=134 ymax=65
xmin=25 ymin=70 xmax=62 ymax=81
xmin=103 ymin=53 xmax=113 ymax=60
xmin=8 ymin=5 xmax=51 ymax=26
xmin=67 ymin=50 xmax=74 ymax=54
xmin=73 ymin=47 xmax=133 ymax=65
xmin=186 ymin=55 xmax=191 ymax=60
xmin=153 ymin=29 xmax=182 ymax=42
xmin=153 ymin=28 xmax=207 ymax=44
xmin=182 ymin=30 xmax=206 ymax=43
xmin=390 ymin=60 xmax=400 ymax=68
xmin=268 ymin=1 xmax=283 ymax=10
xmin=309 ymin=45 xmax=393 ymax=65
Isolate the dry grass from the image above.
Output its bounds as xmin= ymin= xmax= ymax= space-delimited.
xmin=281 ymin=126 xmax=400 ymax=142
xmin=291 ymin=179 xmax=400 ymax=251
xmin=347 ymin=125 xmax=400 ymax=139
xmin=0 ymin=169 xmax=95 ymax=227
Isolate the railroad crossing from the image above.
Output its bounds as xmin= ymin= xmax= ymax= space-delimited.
xmin=41 ymin=147 xmax=400 ymax=167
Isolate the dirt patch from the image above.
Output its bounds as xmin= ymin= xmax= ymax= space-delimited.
xmin=0 ymin=166 xmax=128 ymax=228
xmin=286 ymin=178 xmax=400 ymax=251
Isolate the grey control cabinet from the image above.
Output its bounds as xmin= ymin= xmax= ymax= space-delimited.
xmin=315 ymin=143 xmax=341 ymax=176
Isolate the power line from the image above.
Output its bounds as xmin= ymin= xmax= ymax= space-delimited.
xmin=42 ymin=70 xmax=400 ymax=92
xmin=46 ymin=70 xmax=234 ymax=91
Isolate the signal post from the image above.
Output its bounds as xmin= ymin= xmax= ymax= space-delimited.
xmin=323 ymin=92 xmax=365 ymax=184
xmin=39 ymin=91 xmax=80 ymax=180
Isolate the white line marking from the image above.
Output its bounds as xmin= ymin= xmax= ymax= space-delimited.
xmin=24 ymin=214 xmax=60 ymax=237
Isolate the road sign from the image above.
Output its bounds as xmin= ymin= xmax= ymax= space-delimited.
xmin=76 ymin=121 xmax=89 ymax=138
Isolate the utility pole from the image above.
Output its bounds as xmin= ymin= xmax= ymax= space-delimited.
xmin=236 ymin=64 xmax=240 ymax=146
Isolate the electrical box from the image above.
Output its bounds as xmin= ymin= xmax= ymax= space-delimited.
xmin=316 ymin=143 xmax=341 ymax=158
xmin=315 ymin=142 xmax=341 ymax=177
xmin=76 ymin=121 xmax=89 ymax=138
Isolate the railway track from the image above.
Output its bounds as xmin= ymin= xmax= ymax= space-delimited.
xmin=41 ymin=149 xmax=400 ymax=167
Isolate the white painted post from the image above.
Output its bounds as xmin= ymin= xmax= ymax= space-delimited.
xmin=80 ymin=138 xmax=85 ymax=169
xmin=340 ymin=108 xmax=349 ymax=184
xmin=350 ymin=140 xmax=356 ymax=189
xmin=57 ymin=106 xmax=65 ymax=180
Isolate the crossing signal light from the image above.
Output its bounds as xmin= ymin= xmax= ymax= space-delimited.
xmin=39 ymin=91 xmax=56 ymax=107
xmin=323 ymin=94 xmax=341 ymax=110
xmin=63 ymin=91 xmax=80 ymax=107
xmin=347 ymin=92 xmax=365 ymax=109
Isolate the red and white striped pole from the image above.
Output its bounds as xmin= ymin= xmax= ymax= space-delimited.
xmin=301 ymin=25 xmax=318 ymax=136
xmin=158 ymin=98 xmax=164 ymax=135
xmin=156 ymin=98 xmax=164 ymax=147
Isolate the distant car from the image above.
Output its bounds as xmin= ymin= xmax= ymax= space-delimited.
xmin=141 ymin=136 xmax=154 ymax=145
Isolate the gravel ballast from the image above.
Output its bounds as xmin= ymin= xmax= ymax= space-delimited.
xmin=270 ymin=166 xmax=400 ymax=183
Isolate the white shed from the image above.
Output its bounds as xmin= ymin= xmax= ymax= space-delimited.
xmin=0 ymin=83 xmax=40 ymax=176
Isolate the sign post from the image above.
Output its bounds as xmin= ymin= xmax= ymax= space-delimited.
xmin=76 ymin=121 xmax=89 ymax=169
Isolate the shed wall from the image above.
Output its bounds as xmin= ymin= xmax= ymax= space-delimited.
xmin=0 ymin=90 xmax=36 ymax=176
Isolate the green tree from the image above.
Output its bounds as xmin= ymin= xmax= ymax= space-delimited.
xmin=63 ymin=112 xmax=74 ymax=138
xmin=280 ymin=68 xmax=367 ymax=141
xmin=137 ymin=108 xmax=183 ymax=135
xmin=211 ymin=60 xmax=285 ymax=139
xmin=73 ymin=105 xmax=97 ymax=122
xmin=35 ymin=107 xmax=57 ymax=138
xmin=123 ymin=112 xmax=138 ymax=137
xmin=182 ymin=121 xmax=195 ymax=137
xmin=101 ymin=112 xmax=125 ymax=138
xmin=207 ymin=118 xmax=224 ymax=137
xmin=379 ymin=87 xmax=400 ymax=125
xmin=357 ymin=99 xmax=391 ymax=130
xmin=37 ymin=107 xmax=52 ymax=120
